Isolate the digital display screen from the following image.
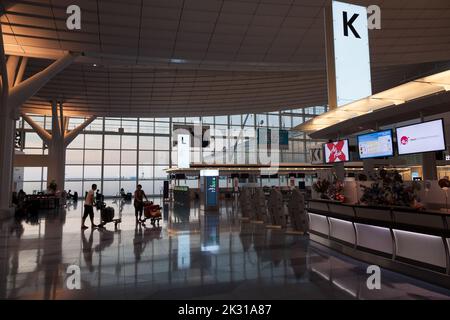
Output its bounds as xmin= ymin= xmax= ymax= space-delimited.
xmin=323 ymin=140 xmax=350 ymax=164
xmin=357 ymin=130 xmax=394 ymax=159
xmin=396 ymin=119 xmax=446 ymax=155
xmin=206 ymin=176 xmax=218 ymax=207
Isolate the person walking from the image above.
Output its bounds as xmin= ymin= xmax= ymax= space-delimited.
xmin=134 ymin=184 xmax=148 ymax=221
xmin=82 ymin=184 xmax=98 ymax=229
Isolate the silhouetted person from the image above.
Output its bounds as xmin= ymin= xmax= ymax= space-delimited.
xmin=94 ymin=228 xmax=115 ymax=253
xmin=134 ymin=184 xmax=148 ymax=221
xmin=82 ymin=184 xmax=98 ymax=229
xmin=133 ymin=222 xmax=144 ymax=261
xmin=82 ymin=228 xmax=95 ymax=272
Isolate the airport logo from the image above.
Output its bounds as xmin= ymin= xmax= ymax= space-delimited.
xmin=326 ymin=141 xmax=347 ymax=163
xmin=400 ymin=136 xmax=409 ymax=145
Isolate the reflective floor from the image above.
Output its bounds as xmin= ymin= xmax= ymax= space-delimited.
xmin=1 ymin=198 xmax=450 ymax=300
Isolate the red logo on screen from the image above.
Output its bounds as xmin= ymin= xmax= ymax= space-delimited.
xmin=400 ymin=136 xmax=409 ymax=145
xmin=327 ymin=141 xmax=347 ymax=163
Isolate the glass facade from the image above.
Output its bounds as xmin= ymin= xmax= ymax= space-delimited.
xmin=16 ymin=107 xmax=326 ymax=196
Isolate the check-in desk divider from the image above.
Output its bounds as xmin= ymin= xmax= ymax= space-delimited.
xmin=286 ymin=189 xmax=307 ymax=234
xmin=251 ymin=188 xmax=267 ymax=224
xmin=238 ymin=188 xmax=253 ymax=221
xmin=267 ymin=189 xmax=286 ymax=229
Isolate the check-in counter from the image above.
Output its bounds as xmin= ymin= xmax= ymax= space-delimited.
xmin=307 ymin=199 xmax=450 ymax=288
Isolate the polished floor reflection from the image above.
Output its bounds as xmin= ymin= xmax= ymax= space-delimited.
xmin=1 ymin=198 xmax=450 ymax=300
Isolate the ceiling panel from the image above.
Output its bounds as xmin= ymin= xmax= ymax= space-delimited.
xmin=1 ymin=0 xmax=449 ymax=118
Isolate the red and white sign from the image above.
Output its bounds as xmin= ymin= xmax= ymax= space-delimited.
xmin=324 ymin=140 xmax=350 ymax=163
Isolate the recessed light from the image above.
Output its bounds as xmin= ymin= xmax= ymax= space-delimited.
xmin=93 ymin=63 xmax=97 ymax=67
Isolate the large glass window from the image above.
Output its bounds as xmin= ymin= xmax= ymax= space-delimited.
xmin=19 ymin=108 xmax=325 ymax=195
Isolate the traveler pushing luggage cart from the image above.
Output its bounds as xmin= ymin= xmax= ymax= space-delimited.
xmin=134 ymin=184 xmax=149 ymax=221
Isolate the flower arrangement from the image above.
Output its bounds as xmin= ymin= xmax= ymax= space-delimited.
xmin=312 ymin=175 xmax=345 ymax=202
xmin=312 ymin=179 xmax=331 ymax=199
xmin=329 ymin=179 xmax=345 ymax=202
xmin=360 ymin=169 xmax=421 ymax=208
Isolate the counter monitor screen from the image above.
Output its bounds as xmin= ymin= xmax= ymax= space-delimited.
xmin=323 ymin=139 xmax=350 ymax=164
xmin=357 ymin=129 xmax=394 ymax=159
xmin=396 ymin=119 xmax=446 ymax=155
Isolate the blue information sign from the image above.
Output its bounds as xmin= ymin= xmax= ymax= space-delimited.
xmin=206 ymin=176 xmax=218 ymax=207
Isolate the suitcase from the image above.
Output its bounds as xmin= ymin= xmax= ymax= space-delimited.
xmin=144 ymin=204 xmax=161 ymax=219
xmin=144 ymin=205 xmax=153 ymax=218
xmin=101 ymin=206 xmax=115 ymax=222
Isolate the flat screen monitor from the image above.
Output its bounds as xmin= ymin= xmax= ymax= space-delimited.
xmin=323 ymin=139 xmax=350 ymax=164
xmin=357 ymin=129 xmax=394 ymax=159
xmin=396 ymin=119 xmax=446 ymax=155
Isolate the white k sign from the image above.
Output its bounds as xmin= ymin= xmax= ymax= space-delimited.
xmin=332 ymin=1 xmax=372 ymax=107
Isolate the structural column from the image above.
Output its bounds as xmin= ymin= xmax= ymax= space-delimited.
xmin=422 ymin=152 xmax=438 ymax=181
xmin=363 ymin=159 xmax=376 ymax=179
xmin=22 ymin=102 xmax=95 ymax=192
xmin=0 ymin=114 xmax=15 ymax=216
xmin=333 ymin=162 xmax=345 ymax=181
xmin=0 ymin=23 xmax=78 ymax=216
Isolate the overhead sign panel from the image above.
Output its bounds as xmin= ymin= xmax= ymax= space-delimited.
xmin=332 ymin=1 xmax=372 ymax=107
xmin=177 ymin=134 xmax=190 ymax=168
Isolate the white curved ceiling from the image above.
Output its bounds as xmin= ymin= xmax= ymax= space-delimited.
xmin=2 ymin=0 xmax=450 ymax=117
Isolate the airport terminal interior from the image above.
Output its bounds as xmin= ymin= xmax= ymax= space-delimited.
xmin=2 ymin=0 xmax=450 ymax=300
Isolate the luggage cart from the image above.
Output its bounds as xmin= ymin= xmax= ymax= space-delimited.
xmin=98 ymin=202 xmax=121 ymax=229
xmin=141 ymin=202 xmax=162 ymax=226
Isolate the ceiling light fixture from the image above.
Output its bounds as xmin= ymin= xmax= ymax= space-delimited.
xmin=294 ymin=69 xmax=450 ymax=133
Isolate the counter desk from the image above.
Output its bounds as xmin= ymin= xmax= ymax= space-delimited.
xmin=307 ymin=199 xmax=450 ymax=288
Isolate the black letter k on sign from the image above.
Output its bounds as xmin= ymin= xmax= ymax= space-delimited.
xmin=343 ymin=11 xmax=360 ymax=38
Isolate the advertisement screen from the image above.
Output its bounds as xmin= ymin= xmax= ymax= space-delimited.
xmin=396 ymin=119 xmax=446 ymax=155
xmin=323 ymin=140 xmax=350 ymax=164
xmin=357 ymin=130 xmax=394 ymax=159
